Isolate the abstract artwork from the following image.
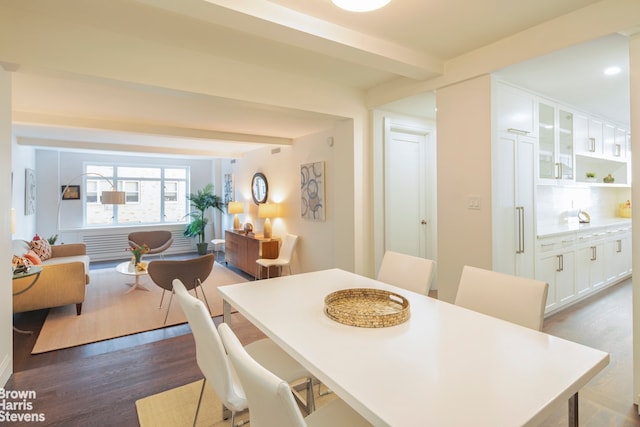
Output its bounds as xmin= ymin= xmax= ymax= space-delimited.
xmin=300 ymin=161 xmax=325 ymax=221
xmin=223 ymin=173 xmax=234 ymax=203
xmin=25 ymin=168 xmax=36 ymax=215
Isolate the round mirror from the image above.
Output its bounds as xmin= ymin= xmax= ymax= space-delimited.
xmin=251 ymin=173 xmax=268 ymax=204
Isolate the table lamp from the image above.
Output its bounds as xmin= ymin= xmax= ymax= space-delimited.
xmin=228 ymin=201 xmax=244 ymax=230
xmin=258 ymin=203 xmax=279 ymax=239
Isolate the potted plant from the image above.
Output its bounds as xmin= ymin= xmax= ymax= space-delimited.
xmin=184 ymin=183 xmax=225 ymax=255
xmin=585 ymin=172 xmax=596 ymax=182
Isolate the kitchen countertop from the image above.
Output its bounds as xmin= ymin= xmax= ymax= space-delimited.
xmin=537 ymin=218 xmax=632 ymax=239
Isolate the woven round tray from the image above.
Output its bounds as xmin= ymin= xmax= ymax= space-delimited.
xmin=324 ymin=288 xmax=410 ymax=328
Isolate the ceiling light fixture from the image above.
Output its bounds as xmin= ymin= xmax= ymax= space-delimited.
xmin=604 ymin=66 xmax=621 ymax=76
xmin=332 ymin=0 xmax=391 ymax=12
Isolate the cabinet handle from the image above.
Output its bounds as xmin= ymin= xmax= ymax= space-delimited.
xmin=590 ymin=246 xmax=597 ymax=261
xmin=617 ymin=240 xmax=622 ymax=253
xmin=556 ymin=254 xmax=564 ymax=272
xmin=555 ymin=163 xmax=564 ymax=179
xmin=507 ymin=128 xmax=530 ymax=135
xmin=614 ymin=144 xmax=621 ymax=157
xmin=516 ymin=206 xmax=525 ymax=254
xmin=588 ymin=137 xmax=596 ymax=152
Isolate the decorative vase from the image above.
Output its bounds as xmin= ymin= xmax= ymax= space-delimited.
xmin=196 ymin=242 xmax=209 ymax=255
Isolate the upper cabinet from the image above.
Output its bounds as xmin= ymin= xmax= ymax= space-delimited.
xmin=495 ymin=84 xmax=535 ymax=135
xmin=494 ymin=80 xmax=631 ymax=187
xmin=538 ymin=101 xmax=573 ymax=182
xmin=574 ymin=113 xmax=630 ymax=185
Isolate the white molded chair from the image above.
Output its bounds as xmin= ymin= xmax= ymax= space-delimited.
xmin=256 ymin=234 xmax=299 ymax=279
xmin=172 ymin=279 xmax=315 ymax=427
xmin=454 ymin=265 xmax=549 ymax=331
xmin=218 ymin=322 xmax=372 ymax=427
xmin=376 ymin=250 xmax=435 ymax=295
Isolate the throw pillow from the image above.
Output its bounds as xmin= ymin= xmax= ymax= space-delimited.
xmin=23 ymin=250 xmax=42 ymax=265
xmin=30 ymin=239 xmax=52 ymax=261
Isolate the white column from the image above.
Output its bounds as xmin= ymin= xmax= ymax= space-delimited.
xmin=630 ymin=32 xmax=640 ymax=407
xmin=0 ymin=64 xmax=14 ymax=385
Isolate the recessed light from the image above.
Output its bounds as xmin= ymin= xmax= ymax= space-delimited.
xmin=604 ymin=66 xmax=621 ymax=76
xmin=332 ymin=0 xmax=391 ymax=12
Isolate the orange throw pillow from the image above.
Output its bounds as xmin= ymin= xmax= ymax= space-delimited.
xmin=24 ymin=250 xmax=42 ymax=265
xmin=30 ymin=239 xmax=52 ymax=261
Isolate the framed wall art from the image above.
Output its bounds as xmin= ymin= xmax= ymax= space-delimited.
xmin=61 ymin=185 xmax=81 ymax=200
xmin=25 ymin=168 xmax=36 ymax=216
xmin=300 ymin=161 xmax=325 ymax=221
xmin=223 ymin=173 xmax=234 ymax=204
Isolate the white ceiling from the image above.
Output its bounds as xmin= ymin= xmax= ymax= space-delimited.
xmin=7 ymin=0 xmax=631 ymax=157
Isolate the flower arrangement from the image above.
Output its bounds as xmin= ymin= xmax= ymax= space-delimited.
xmin=127 ymin=244 xmax=150 ymax=265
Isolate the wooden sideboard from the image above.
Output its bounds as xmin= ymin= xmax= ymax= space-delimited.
xmin=225 ymin=230 xmax=279 ymax=277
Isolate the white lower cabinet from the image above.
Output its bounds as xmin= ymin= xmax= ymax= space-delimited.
xmin=536 ymin=235 xmax=576 ymax=312
xmin=575 ymin=232 xmax=607 ymax=295
xmin=604 ymin=229 xmax=632 ymax=282
xmin=537 ymin=225 xmax=631 ymax=314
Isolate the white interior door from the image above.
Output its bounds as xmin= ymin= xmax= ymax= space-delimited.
xmin=384 ymin=120 xmax=435 ymax=260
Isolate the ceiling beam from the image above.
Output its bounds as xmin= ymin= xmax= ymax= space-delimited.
xmin=138 ymin=0 xmax=443 ymax=80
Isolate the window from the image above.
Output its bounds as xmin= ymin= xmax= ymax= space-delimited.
xmin=165 ymin=181 xmax=178 ymax=202
xmin=85 ymin=164 xmax=188 ymax=226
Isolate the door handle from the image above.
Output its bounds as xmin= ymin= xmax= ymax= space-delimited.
xmin=516 ymin=206 xmax=525 ymax=254
xmin=420 ymin=219 xmax=427 ymax=225
xmin=556 ymin=254 xmax=564 ymax=272
xmin=590 ymin=246 xmax=596 ymax=261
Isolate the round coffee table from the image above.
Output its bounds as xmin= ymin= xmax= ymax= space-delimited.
xmin=116 ymin=261 xmax=150 ymax=294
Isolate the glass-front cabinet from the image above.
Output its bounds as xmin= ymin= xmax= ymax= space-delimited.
xmin=538 ymin=101 xmax=573 ymax=182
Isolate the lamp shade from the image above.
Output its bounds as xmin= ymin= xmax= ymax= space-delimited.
xmin=258 ymin=203 xmax=279 ymax=219
xmin=228 ymin=201 xmax=244 ymax=214
xmin=101 ymin=190 xmax=126 ymax=205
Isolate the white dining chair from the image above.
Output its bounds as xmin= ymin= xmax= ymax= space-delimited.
xmin=256 ymin=234 xmax=299 ymax=279
xmin=218 ymin=322 xmax=372 ymax=427
xmin=172 ymin=279 xmax=315 ymax=427
xmin=376 ymin=250 xmax=435 ymax=295
xmin=454 ymin=265 xmax=549 ymax=331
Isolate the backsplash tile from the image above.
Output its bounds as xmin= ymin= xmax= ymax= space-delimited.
xmin=536 ymin=185 xmax=631 ymax=229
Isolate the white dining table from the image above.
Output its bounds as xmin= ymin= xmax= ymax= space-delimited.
xmin=218 ymin=268 xmax=609 ymax=427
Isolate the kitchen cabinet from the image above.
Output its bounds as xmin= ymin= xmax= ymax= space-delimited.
xmin=604 ymin=228 xmax=632 ymax=282
xmin=537 ymin=223 xmax=631 ymax=315
xmin=572 ymin=113 xmax=629 ymax=185
xmin=574 ymin=115 xmax=604 ymax=157
xmin=225 ymin=230 xmax=279 ymax=277
xmin=495 ymin=84 xmax=535 ymax=135
xmin=493 ymin=130 xmax=535 ymax=278
xmin=538 ymin=102 xmax=573 ymax=182
xmin=575 ymin=231 xmax=606 ymax=295
xmin=536 ymin=235 xmax=576 ymax=312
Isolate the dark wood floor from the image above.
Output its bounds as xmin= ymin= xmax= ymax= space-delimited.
xmin=6 ymin=267 xmax=640 ymax=426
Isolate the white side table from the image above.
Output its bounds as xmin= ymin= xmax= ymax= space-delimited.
xmin=116 ymin=261 xmax=150 ymax=294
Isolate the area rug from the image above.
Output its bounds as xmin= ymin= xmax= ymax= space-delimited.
xmin=31 ymin=262 xmax=247 ymax=354
xmin=136 ymin=379 xmax=336 ymax=427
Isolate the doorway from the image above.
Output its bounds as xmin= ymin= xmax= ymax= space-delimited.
xmin=383 ymin=118 xmax=437 ymax=282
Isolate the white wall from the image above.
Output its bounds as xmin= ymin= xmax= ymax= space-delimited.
xmin=228 ymin=122 xmax=354 ymax=274
xmin=10 ymin=144 xmax=36 ymax=241
xmin=0 ymin=68 xmax=13 ymax=385
xmin=436 ymin=75 xmax=493 ymax=303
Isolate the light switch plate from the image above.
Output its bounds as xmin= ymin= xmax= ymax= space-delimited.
xmin=468 ymin=196 xmax=481 ymax=210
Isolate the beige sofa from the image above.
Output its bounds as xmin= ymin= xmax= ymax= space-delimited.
xmin=12 ymin=240 xmax=90 ymax=315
